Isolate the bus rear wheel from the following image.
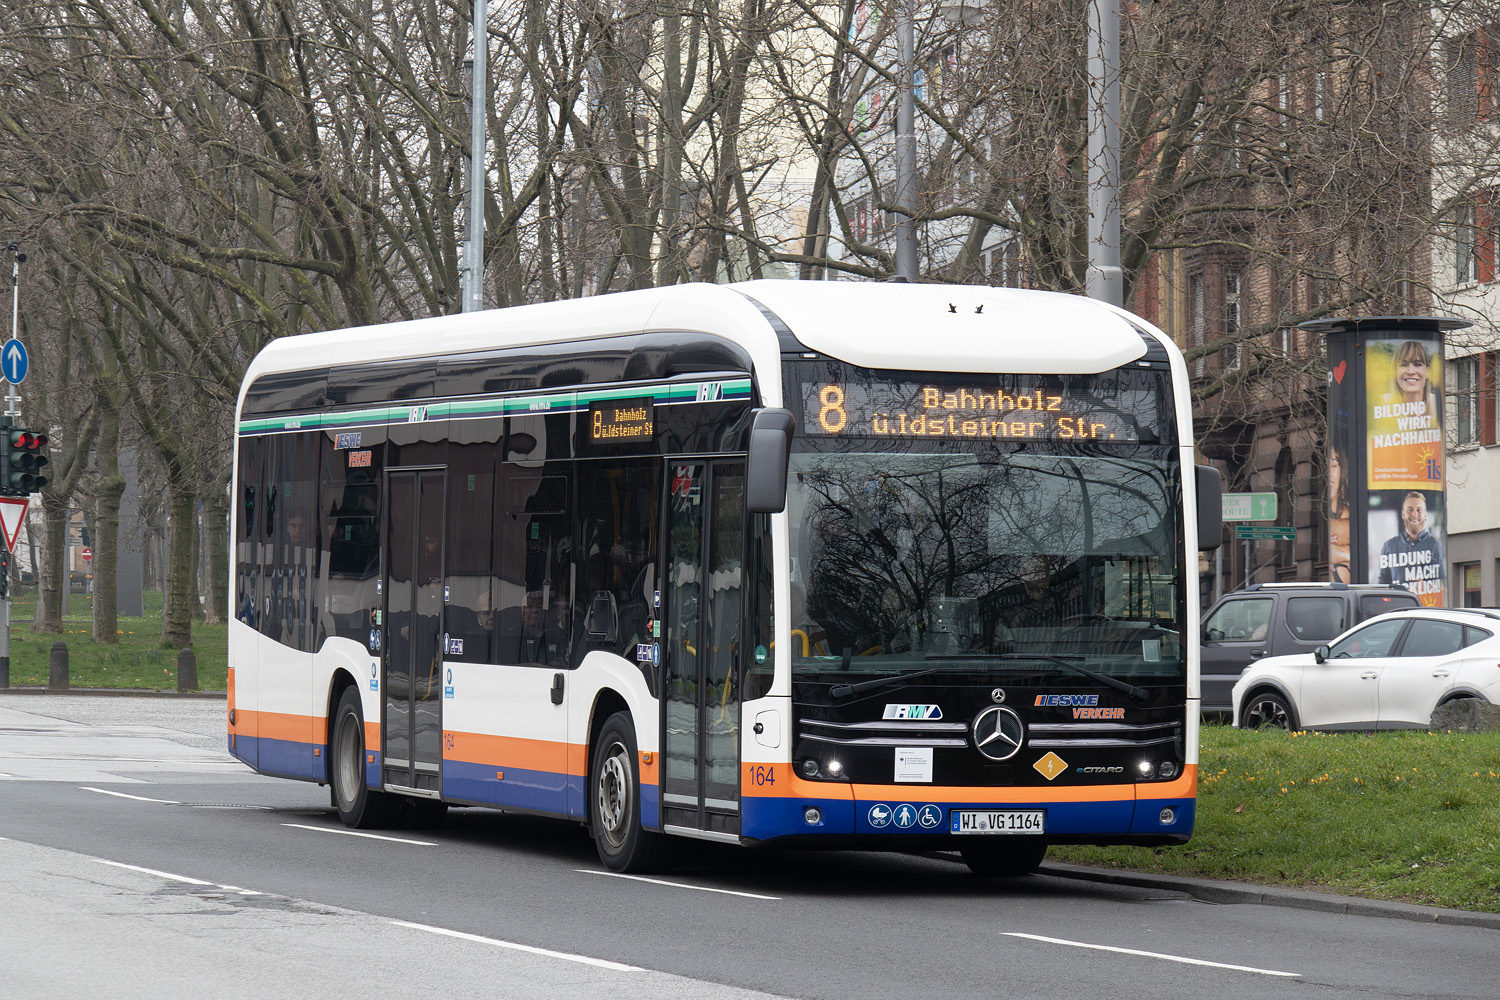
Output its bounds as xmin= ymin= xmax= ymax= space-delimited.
xmin=960 ymin=838 xmax=1047 ymax=878
xmin=331 ymin=687 xmax=399 ymax=828
xmin=590 ymin=712 xmax=669 ymax=873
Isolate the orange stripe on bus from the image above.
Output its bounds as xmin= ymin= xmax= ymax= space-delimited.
xmin=740 ymin=763 xmax=1200 ymax=804
xmin=444 ymin=730 xmax=578 ymax=775
xmin=567 ymin=742 xmax=590 ymax=781
xmin=233 ymin=710 xmax=320 ymax=745
xmin=639 ymin=752 xmax=659 ymax=785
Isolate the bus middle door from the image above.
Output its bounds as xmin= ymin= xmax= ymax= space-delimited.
xmin=382 ymin=468 xmax=446 ymax=797
xmin=661 ymin=460 xmax=745 ymax=840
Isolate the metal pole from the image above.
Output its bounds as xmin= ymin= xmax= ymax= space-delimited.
xmin=894 ymin=0 xmax=919 ymax=281
xmin=7 ymin=251 xmax=17 ymax=415
xmin=0 ymin=245 xmax=15 ymax=685
xmin=464 ymin=0 xmax=487 ymax=313
xmin=1085 ymin=0 xmax=1122 ymax=306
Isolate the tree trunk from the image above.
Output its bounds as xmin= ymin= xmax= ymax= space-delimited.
xmin=190 ymin=501 xmax=205 ymax=621
xmin=161 ymin=488 xmax=195 ymax=648
xmin=31 ymin=494 xmax=68 ymax=633
xmin=92 ymin=405 xmax=124 ymax=644
xmin=204 ymin=485 xmax=229 ymax=624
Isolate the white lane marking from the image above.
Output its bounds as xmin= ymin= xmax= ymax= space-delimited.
xmin=94 ymin=859 xmax=263 ymax=896
xmin=576 ymin=869 xmax=781 ymax=900
xmin=392 ymin=920 xmax=642 ymax=971
xmin=282 ymin=823 xmax=437 ymax=846
xmin=1003 ymin=933 xmax=1300 ymax=978
xmin=81 ymin=786 xmax=181 ymax=804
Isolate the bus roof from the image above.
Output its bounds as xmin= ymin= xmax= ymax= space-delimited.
xmin=732 ymin=280 xmax=1151 ymax=374
xmin=240 ymin=280 xmax=1162 ymax=407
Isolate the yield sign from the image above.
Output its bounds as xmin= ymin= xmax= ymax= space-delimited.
xmin=0 ymin=496 xmax=28 ymax=551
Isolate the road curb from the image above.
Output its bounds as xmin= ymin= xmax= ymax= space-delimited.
xmin=1042 ymin=862 xmax=1500 ymax=929
xmin=0 ymin=686 xmax=226 ymax=699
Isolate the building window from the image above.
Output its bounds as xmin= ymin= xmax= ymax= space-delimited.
xmin=1224 ymin=271 xmax=1241 ymax=369
xmin=1447 ymin=29 xmax=1496 ymax=121
xmin=1461 ymin=562 xmax=1483 ymax=608
xmin=1455 ymin=355 xmax=1480 ymax=446
xmin=1446 ymin=191 xmax=1498 ymax=285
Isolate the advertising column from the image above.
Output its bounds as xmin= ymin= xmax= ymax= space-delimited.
xmin=1304 ymin=317 xmax=1469 ymax=607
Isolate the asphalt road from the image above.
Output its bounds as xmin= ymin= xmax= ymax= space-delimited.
xmin=2 ymin=693 xmax=1497 ymax=1000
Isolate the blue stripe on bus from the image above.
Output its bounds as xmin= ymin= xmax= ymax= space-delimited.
xmin=441 ymin=759 xmax=572 ymax=815
xmin=1131 ymin=795 xmax=1195 ymax=835
xmin=231 ymin=735 xmax=326 ymax=783
xmin=740 ymin=795 xmax=1141 ymax=841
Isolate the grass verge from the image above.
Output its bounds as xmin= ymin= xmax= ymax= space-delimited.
xmin=1051 ymin=724 xmax=1500 ymax=912
xmin=3 ymin=589 xmax=227 ymax=692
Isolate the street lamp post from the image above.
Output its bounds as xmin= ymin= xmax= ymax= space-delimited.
xmin=1085 ymin=0 xmax=1123 ymax=306
xmin=463 ymin=0 xmax=487 ymax=313
xmin=893 ymin=2 xmax=986 ymax=282
xmin=894 ymin=1 xmax=919 ymax=281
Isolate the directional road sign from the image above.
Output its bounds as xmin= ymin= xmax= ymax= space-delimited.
xmin=2 ymin=339 xmax=27 ymax=385
xmin=1234 ymin=524 xmax=1296 ymax=541
xmin=1222 ymin=492 xmax=1277 ymax=521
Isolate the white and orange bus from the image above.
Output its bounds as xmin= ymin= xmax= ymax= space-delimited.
xmin=229 ymin=279 xmax=1220 ymax=875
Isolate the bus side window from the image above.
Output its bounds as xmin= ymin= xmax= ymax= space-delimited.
xmin=498 ymin=472 xmax=572 ymax=667
xmin=577 ymin=461 xmax=658 ymax=668
xmin=236 ymin=438 xmax=262 ymax=628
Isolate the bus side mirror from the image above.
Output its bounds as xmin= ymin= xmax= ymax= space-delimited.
xmin=1313 ymin=644 xmax=1329 ymax=664
xmin=746 ymin=408 xmax=795 ymax=514
xmin=1196 ymin=465 xmax=1223 ymax=552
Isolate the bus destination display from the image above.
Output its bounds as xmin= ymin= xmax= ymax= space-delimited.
xmin=801 ymin=378 xmax=1150 ymax=443
xmin=590 ymin=397 xmax=654 ymax=443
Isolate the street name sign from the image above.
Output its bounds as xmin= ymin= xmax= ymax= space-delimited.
xmin=1233 ymin=524 xmax=1296 ymax=541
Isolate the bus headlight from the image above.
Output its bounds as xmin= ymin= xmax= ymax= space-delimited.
xmin=1136 ymin=760 xmax=1156 ymax=780
xmin=800 ymin=759 xmax=820 ymax=779
xmin=1158 ymin=760 xmax=1179 ymax=780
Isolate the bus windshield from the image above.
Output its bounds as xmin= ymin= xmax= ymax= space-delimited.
xmin=786 ymin=437 xmax=1183 ymax=685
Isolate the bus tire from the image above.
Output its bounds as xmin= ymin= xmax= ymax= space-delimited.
xmin=332 ymin=687 xmax=399 ymax=828
xmin=960 ymin=838 xmax=1047 ymax=878
xmin=591 ymin=712 xmax=668 ymax=873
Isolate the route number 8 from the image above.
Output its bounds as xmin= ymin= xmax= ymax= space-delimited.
xmin=818 ymin=385 xmax=847 ymax=433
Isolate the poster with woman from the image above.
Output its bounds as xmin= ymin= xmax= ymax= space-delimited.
xmin=1364 ymin=334 xmax=1445 ymax=606
xmin=1366 ymin=336 xmax=1444 ymax=489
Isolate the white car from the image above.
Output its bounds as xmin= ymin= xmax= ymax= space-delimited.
xmin=1231 ymin=607 xmax=1500 ymax=730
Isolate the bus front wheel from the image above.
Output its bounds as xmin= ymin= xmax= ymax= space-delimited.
xmin=590 ymin=712 xmax=669 ymax=873
xmin=331 ymin=687 xmax=399 ymax=828
xmin=960 ymin=838 xmax=1047 ymax=878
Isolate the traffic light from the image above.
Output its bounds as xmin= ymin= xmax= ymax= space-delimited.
xmin=2 ymin=428 xmax=47 ymax=495
xmin=0 ymin=544 xmax=10 ymax=599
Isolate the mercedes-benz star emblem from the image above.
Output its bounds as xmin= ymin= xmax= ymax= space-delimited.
xmin=972 ymin=706 xmax=1025 ymax=761
xmin=990 ymin=687 xmax=1006 ymax=703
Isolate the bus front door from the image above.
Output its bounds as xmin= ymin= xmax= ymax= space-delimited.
xmin=382 ymin=469 xmax=446 ymax=796
xmin=661 ymin=460 xmax=745 ymax=839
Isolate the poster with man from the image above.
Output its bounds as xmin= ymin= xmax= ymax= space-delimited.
xmin=1364 ymin=334 xmax=1446 ymax=606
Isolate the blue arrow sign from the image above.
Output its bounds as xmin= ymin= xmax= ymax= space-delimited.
xmin=3 ymin=339 xmax=27 ymax=385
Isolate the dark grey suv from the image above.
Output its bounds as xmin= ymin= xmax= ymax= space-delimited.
xmin=1199 ymin=583 xmax=1419 ymax=717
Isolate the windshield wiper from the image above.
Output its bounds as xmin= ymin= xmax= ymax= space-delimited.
xmin=996 ymin=653 xmax=1150 ymax=704
xmin=829 ymin=667 xmax=943 ymax=701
